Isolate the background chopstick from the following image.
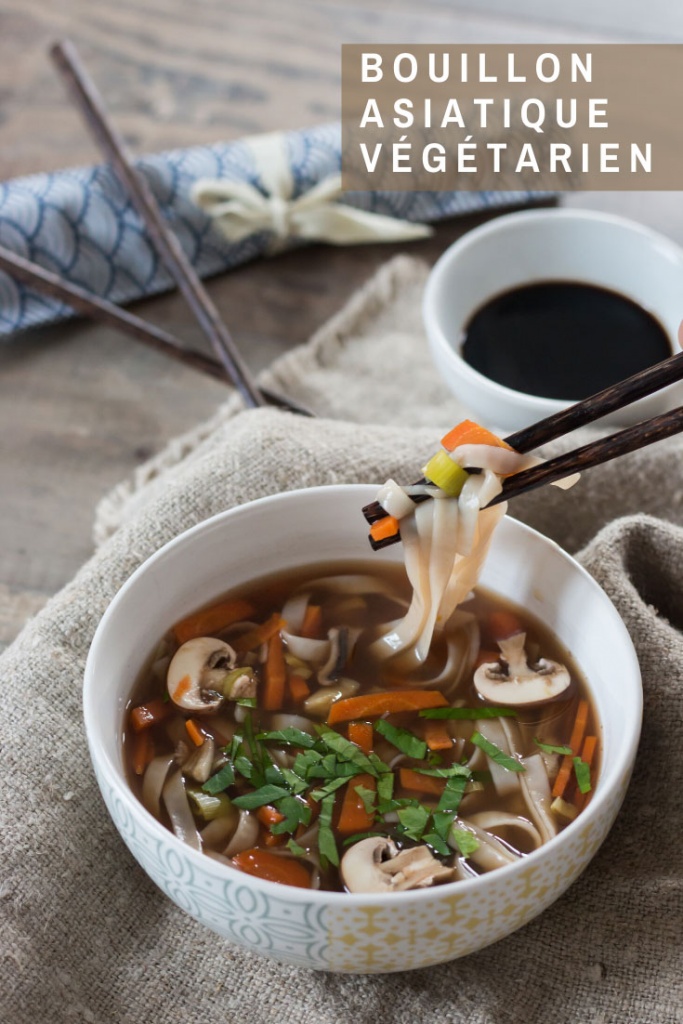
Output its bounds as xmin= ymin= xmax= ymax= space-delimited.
xmin=491 ymin=405 xmax=683 ymax=504
xmin=50 ymin=39 xmax=265 ymax=411
xmin=0 ymin=245 xmax=312 ymax=415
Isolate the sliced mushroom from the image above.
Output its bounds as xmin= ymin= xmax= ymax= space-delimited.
xmin=167 ymin=637 xmax=239 ymax=713
xmin=340 ymin=837 xmax=457 ymax=893
xmin=474 ymin=632 xmax=570 ymax=707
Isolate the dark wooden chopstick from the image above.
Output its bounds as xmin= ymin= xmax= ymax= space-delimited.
xmin=363 ymin=348 xmax=683 ymax=528
xmin=50 ymin=39 xmax=265 ymax=411
xmin=0 ymin=245 xmax=312 ymax=415
xmin=491 ymin=404 xmax=683 ymax=505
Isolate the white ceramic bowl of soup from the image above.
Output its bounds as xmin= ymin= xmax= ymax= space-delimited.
xmin=84 ymin=484 xmax=642 ymax=973
xmin=423 ymin=208 xmax=683 ymax=432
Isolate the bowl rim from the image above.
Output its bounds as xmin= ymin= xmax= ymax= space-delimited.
xmin=84 ymin=483 xmax=643 ymax=908
xmin=423 ymin=206 xmax=683 ymax=414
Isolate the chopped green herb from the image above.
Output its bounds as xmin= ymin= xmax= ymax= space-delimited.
xmin=225 ymin=735 xmax=243 ymax=761
xmin=257 ymin=727 xmax=317 ymax=749
xmin=264 ymin=763 xmax=287 ymax=787
xmin=355 ymin=784 xmax=377 ymax=816
xmin=318 ymin=794 xmax=339 ymax=867
xmin=232 ymin=784 xmax=290 ymax=810
xmin=422 ymin=831 xmax=451 ymax=857
xmin=161 ymin=690 xmax=171 ymax=703
xmin=279 ymin=767 xmax=309 ymax=796
xmin=437 ymin=775 xmax=469 ymax=813
xmin=310 ymin=776 xmax=351 ymax=802
xmin=419 ymin=707 xmax=517 ymax=720
xmin=450 ymin=827 xmax=480 ymax=857
xmin=201 ymin=762 xmax=235 ymax=794
xmin=234 ymin=756 xmax=253 ymax=781
xmin=414 ymin=764 xmax=471 ymax=779
xmin=287 ymin=838 xmax=306 ymax=857
xmin=377 ymin=771 xmax=394 ymax=805
xmin=471 ymin=770 xmax=492 ymax=785
xmin=471 ymin=732 xmax=526 ymax=772
xmin=431 ymin=810 xmax=457 ymax=843
xmin=374 ymin=719 xmax=427 ymax=759
xmin=535 ymin=738 xmax=573 ymax=756
xmin=397 ymin=804 xmax=430 ymax=842
xmin=235 ymin=697 xmax=257 ymax=708
xmin=270 ymin=795 xmax=312 ymax=834
xmin=316 ymin=727 xmax=379 ymax=776
xmin=573 ymin=756 xmax=592 ymax=794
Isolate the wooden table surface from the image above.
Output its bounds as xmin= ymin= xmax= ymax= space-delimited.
xmin=1 ymin=0 xmax=681 ymax=652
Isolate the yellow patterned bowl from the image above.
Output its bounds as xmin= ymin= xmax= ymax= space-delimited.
xmin=84 ymin=485 xmax=642 ymax=973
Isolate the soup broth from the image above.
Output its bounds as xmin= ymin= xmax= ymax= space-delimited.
xmin=124 ymin=561 xmax=600 ymax=893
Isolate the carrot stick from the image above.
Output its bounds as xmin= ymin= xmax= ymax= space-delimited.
xmin=263 ymin=632 xmax=287 ymax=711
xmin=423 ymin=720 xmax=452 ymax=752
xmin=348 ymin=721 xmax=373 ymax=754
xmin=441 ymin=420 xmax=512 ymax=453
xmin=231 ymin=848 xmax=312 ymax=888
xmin=131 ymin=729 xmax=154 ymax=776
xmin=256 ymin=805 xmax=286 ymax=828
xmin=288 ymin=673 xmax=311 ymax=704
xmin=130 ymin=698 xmax=171 ymax=732
xmin=552 ymin=699 xmax=590 ymax=799
xmin=173 ymin=598 xmax=255 ymax=644
xmin=300 ymin=604 xmax=323 ymax=639
xmin=232 ymin=613 xmax=286 ymax=653
xmin=328 ymin=689 xmax=448 ymax=725
xmin=337 ymin=774 xmax=376 ymax=834
xmin=399 ymin=768 xmax=445 ymax=797
xmin=185 ymin=719 xmax=205 ymax=747
xmin=370 ymin=515 xmax=400 ymax=544
xmin=488 ymin=610 xmax=525 ymax=641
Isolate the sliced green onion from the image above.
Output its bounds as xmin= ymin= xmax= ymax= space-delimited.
xmin=187 ymin=788 xmax=233 ymax=822
xmin=423 ymin=450 xmax=469 ymax=497
xmin=573 ymin=756 xmax=592 ymax=794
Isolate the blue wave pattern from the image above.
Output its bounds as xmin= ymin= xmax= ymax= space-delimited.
xmin=0 ymin=123 xmax=536 ymax=337
xmin=99 ymin=769 xmax=331 ymax=968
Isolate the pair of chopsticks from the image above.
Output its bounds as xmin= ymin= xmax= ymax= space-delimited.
xmin=363 ymin=354 xmax=683 ymax=548
xmin=3 ymin=42 xmax=683 ymax=545
xmin=0 ymin=40 xmax=309 ymax=417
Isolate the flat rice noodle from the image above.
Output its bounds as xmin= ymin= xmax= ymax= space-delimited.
xmin=269 ymin=713 xmax=318 ymax=735
xmin=162 ymin=770 xmax=202 ymax=851
xmin=451 ymin=817 xmax=520 ymax=871
xmin=450 ymin=444 xmax=541 ymax=476
xmin=468 ymin=811 xmax=543 ymax=854
xmin=200 ymin=814 xmax=239 ymax=850
xmin=518 ymin=752 xmax=559 ymax=844
xmin=376 ymin=478 xmax=419 ymax=520
xmin=281 ymin=631 xmax=331 ymax=665
xmin=142 ymin=754 xmax=175 ymax=820
xmin=224 ymin=809 xmax=259 ymax=856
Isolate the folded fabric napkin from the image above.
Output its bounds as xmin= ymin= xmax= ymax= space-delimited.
xmin=0 ymin=123 xmax=537 ymax=338
xmin=2 ymin=257 xmax=681 ymax=1024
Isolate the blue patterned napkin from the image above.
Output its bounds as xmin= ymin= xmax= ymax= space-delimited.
xmin=0 ymin=123 xmax=536 ymax=338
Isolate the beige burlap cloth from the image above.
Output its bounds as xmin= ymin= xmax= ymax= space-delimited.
xmin=2 ymin=257 xmax=682 ymax=1024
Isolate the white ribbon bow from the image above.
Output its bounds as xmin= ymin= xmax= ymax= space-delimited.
xmin=191 ymin=132 xmax=432 ymax=251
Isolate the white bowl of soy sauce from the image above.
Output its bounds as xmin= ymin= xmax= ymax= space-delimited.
xmin=423 ymin=208 xmax=683 ymax=431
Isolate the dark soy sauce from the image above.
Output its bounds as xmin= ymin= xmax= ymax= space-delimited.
xmin=461 ymin=281 xmax=672 ymax=401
